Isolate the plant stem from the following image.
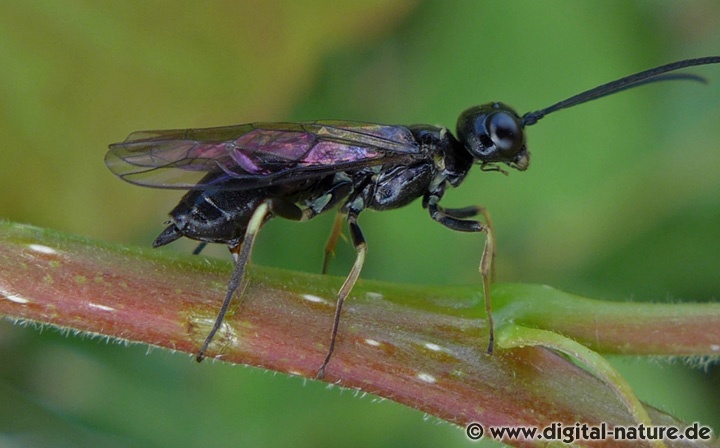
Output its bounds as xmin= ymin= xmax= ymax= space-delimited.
xmin=1 ymin=221 xmax=718 ymax=447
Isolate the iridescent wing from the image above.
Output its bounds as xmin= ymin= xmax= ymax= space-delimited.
xmin=105 ymin=121 xmax=425 ymax=190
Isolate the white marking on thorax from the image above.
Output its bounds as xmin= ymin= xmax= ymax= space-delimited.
xmin=202 ymin=195 xmax=233 ymax=220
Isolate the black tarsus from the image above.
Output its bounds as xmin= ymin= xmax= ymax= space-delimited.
xmin=192 ymin=242 xmax=208 ymax=255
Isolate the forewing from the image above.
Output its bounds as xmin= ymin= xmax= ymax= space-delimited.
xmin=105 ymin=121 xmax=423 ymax=190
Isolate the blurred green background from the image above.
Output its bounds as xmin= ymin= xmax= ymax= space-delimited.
xmin=1 ymin=1 xmax=719 ymax=446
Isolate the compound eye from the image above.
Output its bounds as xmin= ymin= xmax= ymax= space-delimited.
xmin=487 ymin=112 xmax=521 ymax=154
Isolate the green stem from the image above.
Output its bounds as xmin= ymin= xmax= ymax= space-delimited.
xmin=498 ymin=325 xmax=663 ymax=448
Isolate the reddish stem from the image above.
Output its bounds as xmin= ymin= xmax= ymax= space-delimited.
xmin=1 ymin=222 xmax=717 ymax=447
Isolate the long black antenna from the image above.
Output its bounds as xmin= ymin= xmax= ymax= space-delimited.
xmin=522 ymin=56 xmax=720 ymax=126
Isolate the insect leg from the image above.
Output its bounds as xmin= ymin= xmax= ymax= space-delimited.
xmin=192 ymin=242 xmax=208 ymax=255
xmin=322 ymin=211 xmax=347 ymax=274
xmin=314 ymin=177 xmax=354 ymax=274
xmin=427 ymin=196 xmax=496 ymax=354
xmin=196 ymin=200 xmax=271 ymax=362
xmin=317 ymin=210 xmax=366 ymax=379
xmin=442 ymin=205 xmax=496 ymax=281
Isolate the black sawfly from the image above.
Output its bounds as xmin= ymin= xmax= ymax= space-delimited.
xmin=106 ymin=56 xmax=720 ymax=378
